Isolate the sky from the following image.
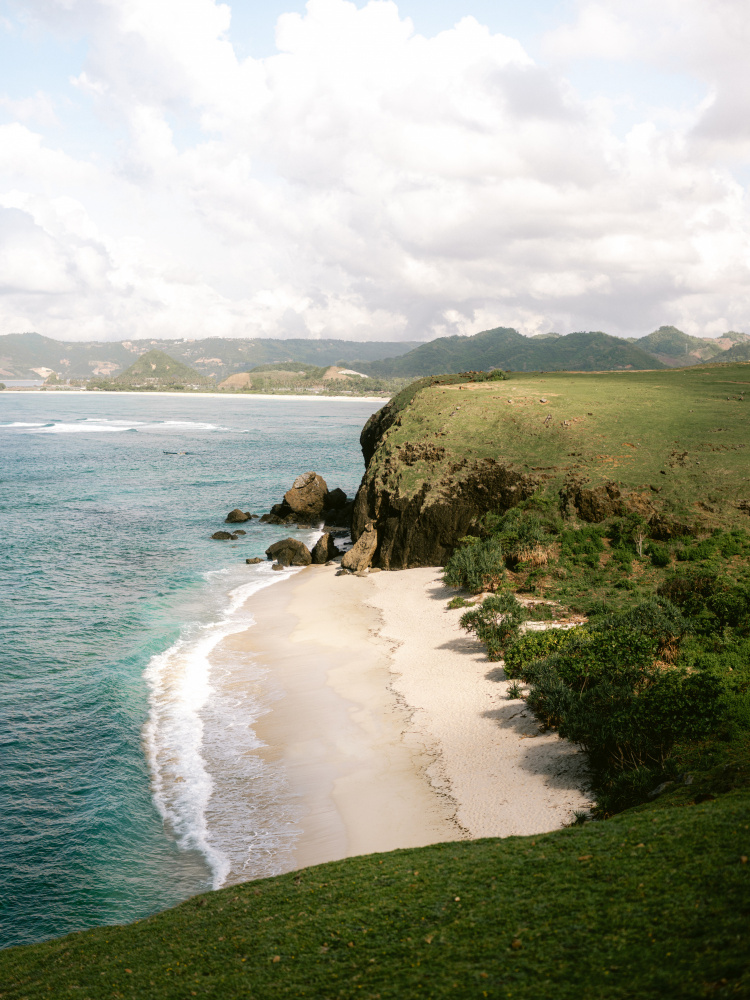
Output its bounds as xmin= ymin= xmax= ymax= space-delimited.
xmin=1 ymin=0 xmax=749 ymax=344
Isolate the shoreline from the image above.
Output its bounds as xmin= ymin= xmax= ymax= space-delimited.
xmin=216 ymin=563 xmax=591 ymax=877
xmin=0 ymin=390 xmax=389 ymax=402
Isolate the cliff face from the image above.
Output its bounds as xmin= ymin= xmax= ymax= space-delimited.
xmin=351 ymin=364 xmax=750 ymax=569
xmin=352 ymin=374 xmax=538 ymax=568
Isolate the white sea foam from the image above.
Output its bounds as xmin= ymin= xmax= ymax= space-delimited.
xmin=143 ymin=559 xmax=311 ymax=889
xmin=0 ymin=421 xmax=50 ymax=428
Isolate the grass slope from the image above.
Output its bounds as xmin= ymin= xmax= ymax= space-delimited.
xmin=1 ymin=793 xmax=747 ymax=1000
xmin=365 ymin=363 xmax=750 ymax=532
xmin=350 ymin=329 xmax=667 ymax=378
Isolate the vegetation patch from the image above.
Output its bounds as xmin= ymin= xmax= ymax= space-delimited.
xmin=1 ymin=792 xmax=748 ymax=1000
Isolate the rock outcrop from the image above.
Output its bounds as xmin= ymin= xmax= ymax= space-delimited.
xmin=226 ymin=509 xmax=251 ymax=523
xmin=351 ymin=460 xmax=536 ymax=569
xmin=311 ymin=533 xmax=340 ymax=564
xmin=265 ymin=538 xmax=312 ymax=566
xmin=262 ymin=473 xmax=352 ymax=528
xmin=245 ymin=556 xmax=263 ymax=564
xmin=341 ymin=522 xmax=378 ymax=571
xmin=284 ymin=471 xmax=329 ymax=518
xmin=212 ymin=531 xmax=237 ymax=540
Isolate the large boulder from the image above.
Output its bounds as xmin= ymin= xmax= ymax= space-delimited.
xmin=212 ymin=531 xmax=237 ymax=540
xmin=324 ymin=487 xmax=348 ymax=510
xmin=226 ymin=509 xmax=251 ymax=523
xmin=265 ymin=537 xmax=312 ymax=567
xmin=283 ymin=471 xmax=329 ymax=519
xmin=324 ymin=499 xmax=353 ymax=528
xmin=341 ymin=522 xmax=378 ymax=572
xmin=312 ymin=533 xmax=340 ymax=564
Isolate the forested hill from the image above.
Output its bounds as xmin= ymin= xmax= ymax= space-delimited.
xmin=347 ymin=328 xmax=667 ymax=376
xmin=0 ymin=332 xmax=420 ymax=381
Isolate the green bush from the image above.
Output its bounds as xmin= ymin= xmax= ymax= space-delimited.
xmin=592 ymin=598 xmax=687 ymax=659
xmin=503 ymin=627 xmax=585 ymax=679
xmin=560 ymin=526 xmax=604 ymax=568
xmin=459 ymin=592 xmax=527 ymax=660
xmin=520 ymin=627 xmax=726 ymax=804
xmin=648 ymin=543 xmax=671 ymax=567
xmin=443 ymin=537 xmax=505 ymax=593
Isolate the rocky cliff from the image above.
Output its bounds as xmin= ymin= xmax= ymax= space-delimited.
xmin=350 ymin=364 xmax=750 ymax=569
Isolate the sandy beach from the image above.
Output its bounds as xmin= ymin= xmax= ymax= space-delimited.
xmin=220 ymin=563 xmax=591 ymax=875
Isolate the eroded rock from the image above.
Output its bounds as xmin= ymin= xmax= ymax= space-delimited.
xmin=265 ymin=537 xmax=312 ymax=567
xmin=341 ymin=522 xmax=378 ymax=572
xmin=284 ymin=471 xmax=329 ymax=518
xmin=226 ymin=509 xmax=251 ymax=523
xmin=311 ymin=533 xmax=340 ymax=564
xmin=212 ymin=531 xmax=236 ymax=540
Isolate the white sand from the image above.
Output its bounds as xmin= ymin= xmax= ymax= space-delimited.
xmin=368 ymin=567 xmax=592 ymax=839
xmin=223 ymin=562 xmax=591 ymax=874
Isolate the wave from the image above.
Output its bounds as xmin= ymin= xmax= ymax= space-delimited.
xmin=142 ymin=561 xmax=305 ymax=889
xmin=0 ymin=421 xmax=50 ymax=428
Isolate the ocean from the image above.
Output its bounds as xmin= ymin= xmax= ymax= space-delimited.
xmin=0 ymin=391 xmax=381 ymax=949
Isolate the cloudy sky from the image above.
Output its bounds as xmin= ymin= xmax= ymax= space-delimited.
xmin=1 ymin=0 xmax=749 ymax=343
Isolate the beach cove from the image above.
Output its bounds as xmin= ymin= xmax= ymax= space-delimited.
xmin=217 ymin=562 xmax=592 ymax=878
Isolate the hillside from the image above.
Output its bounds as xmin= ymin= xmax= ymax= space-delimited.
xmin=1 ymin=790 xmax=747 ymax=999
xmin=216 ymin=363 xmax=405 ymax=396
xmin=352 ymin=362 xmax=750 ymax=569
xmin=633 ymin=325 xmax=725 ymax=367
xmin=102 ymin=349 xmax=213 ymax=388
xmin=348 ymin=328 xmax=667 ymax=377
xmin=0 ymin=332 xmax=420 ymax=381
xmin=721 ymin=341 xmax=750 ymax=363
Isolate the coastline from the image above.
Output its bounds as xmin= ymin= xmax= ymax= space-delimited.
xmin=216 ymin=563 xmax=591 ymax=878
xmin=0 ymin=390 xmax=389 ymax=402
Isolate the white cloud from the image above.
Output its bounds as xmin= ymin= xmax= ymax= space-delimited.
xmin=1 ymin=0 xmax=750 ymax=341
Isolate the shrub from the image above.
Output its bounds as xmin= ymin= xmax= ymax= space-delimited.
xmin=522 ymin=629 xmax=726 ymax=788
xmin=648 ymin=544 xmax=671 ymax=568
xmin=593 ymin=598 xmax=687 ymax=661
xmin=503 ymin=627 xmax=585 ymax=680
xmin=560 ymin=526 xmax=604 ymax=568
xmin=443 ymin=537 xmax=505 ymax=593
xmin=459 ymin=592 xmax=527 ymax=660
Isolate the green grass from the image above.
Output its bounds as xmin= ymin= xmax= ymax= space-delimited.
xmin=369 ymin=363 xmax=750 ymax=530
xmin=1 ymin=794 xmax=748 ymax=1000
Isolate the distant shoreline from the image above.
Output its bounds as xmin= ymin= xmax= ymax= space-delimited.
xmin=0 ymin=389 xmax=390 ymax=402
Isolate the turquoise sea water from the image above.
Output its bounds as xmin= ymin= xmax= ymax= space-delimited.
xmin=0 ymin=392 xmax=381 ymax=949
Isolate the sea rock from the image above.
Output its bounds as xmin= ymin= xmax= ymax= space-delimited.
xmin=311 ymin=533 xmax=340 ymax=564
xmin=341 ymin=522 xmax=378 ymax=572
xmin=324 ymin=500 xmax=353 ymax=528
xmin=265 ymin=537 xmax=313 ymax=567
xmin=246 ymin=557 xmax=263 ymax=564
xmin=283 ymin=471 xmax=329 ymax=518
xmin=272 ymin=562 xmax=285 ymax=571
xmin=259 ymin=513 xmax=285 ymax=525
xmin=234 ymin=529 xmax=246 ymax=536
xmin=226 ymin=509 xmax=251 ymax=523
xmin=212 ymin=531 xmax=236 ymax=540
xmin=324 ymin=487 xmax=348 ymax=510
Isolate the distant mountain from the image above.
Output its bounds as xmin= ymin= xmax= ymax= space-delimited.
xmin=719 ymin=342 xmax=750 ymax=363
xmin=0 ymin=332 xmax=421 ymax=381
xmin=634 ymin=326 xmax=724 ymax=367
xmin=109 ymin=349 xmax=213 ymax=387
xmin=346 ymin=328 xmax=667 ymax=377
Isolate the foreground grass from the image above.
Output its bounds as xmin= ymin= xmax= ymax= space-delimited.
xmin=2 ymin=793 xmax=748 ymax=1000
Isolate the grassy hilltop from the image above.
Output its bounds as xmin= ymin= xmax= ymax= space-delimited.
xmin=353 ymin=363 xmax=750 ymax=570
